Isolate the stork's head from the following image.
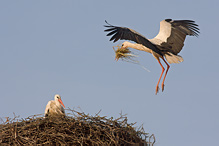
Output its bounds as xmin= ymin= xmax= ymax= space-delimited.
xmin=121 ymin=41 xmax=130 ymax=49
xmin=54 ymin=94 xmax=65 ymax=108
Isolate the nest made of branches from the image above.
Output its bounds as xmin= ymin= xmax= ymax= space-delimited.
xmin=0 ymin=109 xmax=155 ymax=146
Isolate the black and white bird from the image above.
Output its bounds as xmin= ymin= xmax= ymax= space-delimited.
xmin=44 ymin=94 xmax=65 ymax=117
xmin=104 ymin=19 xmax=199 ymax=94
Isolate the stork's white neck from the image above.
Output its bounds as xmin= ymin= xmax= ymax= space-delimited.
xmin=123 ymin=41 xmax=152 ymax=54
xmin=54 ymin=99 xmax=61 ymax=107
xmin=53 ymin=97 xmax=61 ymax=107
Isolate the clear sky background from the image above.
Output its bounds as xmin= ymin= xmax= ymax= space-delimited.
xmin=0 ymin=0 xmax=218 ymax=146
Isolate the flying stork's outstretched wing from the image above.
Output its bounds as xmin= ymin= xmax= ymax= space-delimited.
xmin=104 ymin=21 xmax=162 ymax=55
xmin=149 ymin=19 xmax=200 ymax=55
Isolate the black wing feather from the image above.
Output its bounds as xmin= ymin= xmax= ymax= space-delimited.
xmin=155 ymin=19 xmax=200 ymax=54
xmin=168 ymin=19 xmax=200 ymax=37
xmin=104 ymin=21 xmax=162 ymax=55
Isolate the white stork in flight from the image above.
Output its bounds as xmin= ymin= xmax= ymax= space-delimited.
xmin=104 ymin=19 xmax=199 ymax=94
xmin=45 ymin=94 xmax=65 ymax=117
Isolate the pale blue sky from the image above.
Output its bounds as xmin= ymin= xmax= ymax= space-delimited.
xmin=0 ymin=0 xmax=218 ymax=146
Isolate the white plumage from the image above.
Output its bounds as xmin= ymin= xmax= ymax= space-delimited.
xmin=44 ymin=94 xmax=65 ymax=117
xmin=104 ymin=19 xmax=199 ymax=94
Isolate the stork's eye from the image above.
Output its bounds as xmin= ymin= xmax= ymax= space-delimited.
xmin=122 ymin=44 xmax=124 ymax=46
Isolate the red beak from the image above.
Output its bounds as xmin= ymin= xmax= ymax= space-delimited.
xmin=58 ymin=99 xmax=65 ymax=108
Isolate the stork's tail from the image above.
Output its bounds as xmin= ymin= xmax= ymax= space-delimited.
xmin=164 ymin=53 xmax=184 ymax=64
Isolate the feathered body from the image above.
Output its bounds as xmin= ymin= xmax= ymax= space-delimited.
xmin=104 ymin=19 xmax=199 ymax=94
xmin=45 ymin=94 xmax=65 ymax=117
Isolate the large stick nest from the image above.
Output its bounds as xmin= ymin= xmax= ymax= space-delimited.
xmin=0 ymin=109 xmax=155 ymax=145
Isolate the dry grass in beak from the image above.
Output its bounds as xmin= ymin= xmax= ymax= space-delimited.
xmin=112 ymin=45 xmax=151 ymax=72
xmin=113 ymin=45 xmax=138 ymax=62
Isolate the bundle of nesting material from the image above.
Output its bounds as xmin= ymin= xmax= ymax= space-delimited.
xmin=113 ymin=45 xmax=138 ymax=63
xmin=113 ymin=45 xmax=150 ymax=72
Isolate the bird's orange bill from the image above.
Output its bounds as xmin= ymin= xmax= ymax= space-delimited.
xmin=58 ymin=99 xmax=65 ymax=108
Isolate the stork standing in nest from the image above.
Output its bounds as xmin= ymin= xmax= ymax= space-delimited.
xmin=104 ymin=19 xmax=199 ymax=94
xmin=45 ymin=94 xmax=65 ymax=117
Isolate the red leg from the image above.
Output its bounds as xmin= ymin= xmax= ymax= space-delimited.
xmin=156 ymin=59 xmax=165 ymax=95
xmin=161 ymin=57 xmax=170 ymax=92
